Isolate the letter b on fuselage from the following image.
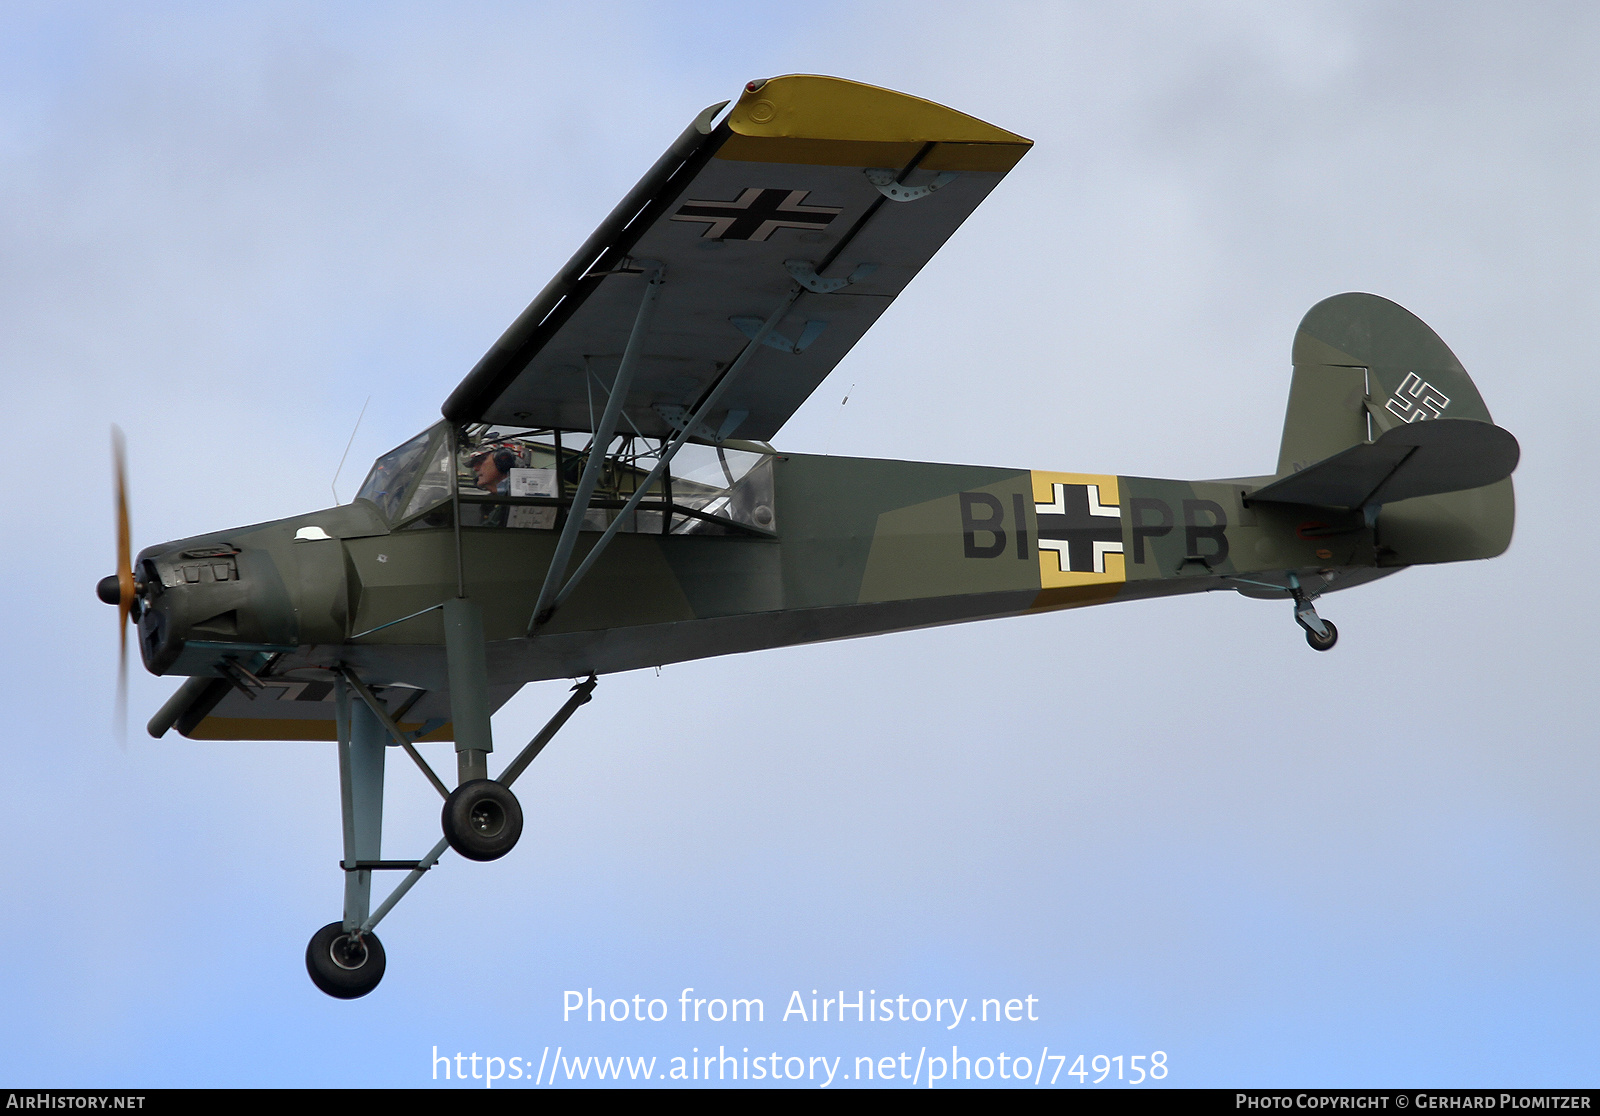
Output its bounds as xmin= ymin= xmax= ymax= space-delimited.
xmin=960 ymin=492 xmax=1007 ymax=559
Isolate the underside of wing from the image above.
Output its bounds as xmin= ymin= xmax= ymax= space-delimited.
xmin=443 ymin=75 xmax=1032 ymax=441
xmin=147 ymin=674 xmax=518 ymax=742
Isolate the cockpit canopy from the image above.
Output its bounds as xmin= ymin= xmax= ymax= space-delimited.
xmin=354 ymin=422 xmax=776 ymax=537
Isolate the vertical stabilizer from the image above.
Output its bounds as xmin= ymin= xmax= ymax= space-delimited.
xmin=1277 ymin=292 xmax=1493 ymax=476
xmin=1275 ymin=293 xmax=1511 ymax=563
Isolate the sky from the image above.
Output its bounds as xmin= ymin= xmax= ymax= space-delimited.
xmin=1 ymin=0 xmax=1596 ymax=1090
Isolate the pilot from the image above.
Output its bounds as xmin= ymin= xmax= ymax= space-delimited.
xmin=469 ymin=446 xmax=515 ymax=495
xmin=469 ymin=446 xmax=516 ymax=527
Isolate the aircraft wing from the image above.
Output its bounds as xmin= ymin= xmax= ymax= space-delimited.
xmin=442 ymin=75 xmax=1032 ymax=440
xmin=146 ymin=673 xmax=519 ymax=742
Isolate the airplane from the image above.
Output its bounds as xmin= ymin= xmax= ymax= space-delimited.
xmin=97 ymin=75 xmax=1519 ymax=999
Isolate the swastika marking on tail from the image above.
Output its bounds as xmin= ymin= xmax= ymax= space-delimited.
xmin=1386 ymin=372 xmax=1451 ymax=423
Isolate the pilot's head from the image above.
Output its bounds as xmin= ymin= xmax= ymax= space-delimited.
xmin=469 ymin=447 xmax=515 ymax=490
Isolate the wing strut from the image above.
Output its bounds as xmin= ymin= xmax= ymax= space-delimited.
xmin=528 ymin=281 xmax=802 ymax=631
xmin=529 ymin=263 xmax=665 ymax=625
xmin=527 ymin=145 xmax=939 ymax=630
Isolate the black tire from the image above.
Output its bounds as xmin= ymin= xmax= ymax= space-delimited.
xmin=441 ymin=779 xmax=524 ymax=862
xmin=1305 ymin=619 xmax=1339 ymax=652
xmin=306 ymin=922 xmax=385 ymax=999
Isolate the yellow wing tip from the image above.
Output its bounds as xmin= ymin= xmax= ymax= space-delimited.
xmin=730 ymin=74 xmax=1032 ymax=148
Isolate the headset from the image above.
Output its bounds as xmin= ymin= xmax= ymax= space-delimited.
xmin=471 ymin=447 xmax=517 ymax=475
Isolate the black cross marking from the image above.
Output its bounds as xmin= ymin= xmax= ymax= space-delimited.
xmin=1036 ymin=483 xmax=1123 ymax=573
xmin=670 ymin=188 xmax=842 ymax=242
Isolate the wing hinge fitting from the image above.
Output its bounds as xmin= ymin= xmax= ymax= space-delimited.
xmin=730 ymin=316 xmax=826 ymax=354
xmin=864 ymin=167 xmax=958 ymax=201
xmin=783 ymin=259 xmax=877 ymax=293
xmin=652 ymin=404 xmax=748 ymax=443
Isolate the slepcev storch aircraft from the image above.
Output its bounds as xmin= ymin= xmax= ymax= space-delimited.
xmin=98 ymin=75 xmax=1519 ymax=998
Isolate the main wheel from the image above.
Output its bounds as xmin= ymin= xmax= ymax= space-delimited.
xmin=1304 ymin=619 xmax=1339 ymax=652
xmin=306 ymin=922 xmax=386 ymax=999
xmin=442 ymin=779 xmax=524 ymax=861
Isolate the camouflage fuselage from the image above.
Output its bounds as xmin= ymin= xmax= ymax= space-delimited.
xmin=134 ymin=448 xmax=1511 ymax=740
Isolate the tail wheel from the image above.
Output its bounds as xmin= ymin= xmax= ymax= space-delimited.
xmin=1305 ymin=620 xmax=1339 ymax=652
xmin=306 ymin=922 xmax=386 ymax=999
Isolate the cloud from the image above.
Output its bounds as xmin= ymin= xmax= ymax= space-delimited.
xmin=1 ymin=1 xmax=1594 ymax=1085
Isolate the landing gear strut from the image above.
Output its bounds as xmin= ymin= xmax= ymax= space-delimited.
xmin=1289 ymin=573 xmax=1338 ymax=652
xmin=304 ymin=664 xmax=598 ymax=998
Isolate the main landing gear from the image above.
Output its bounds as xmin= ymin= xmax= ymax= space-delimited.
xmin=442 ymin=779 xmax=524 ymax=862
xmin=306 ymin=921 xmax=387 ymax=999
xmin=305 ymin=647 xmax=598 ymax=999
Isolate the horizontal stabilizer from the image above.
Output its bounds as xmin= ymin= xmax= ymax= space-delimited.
xmin=1248 ymin=418 xmax=1519 ymax=509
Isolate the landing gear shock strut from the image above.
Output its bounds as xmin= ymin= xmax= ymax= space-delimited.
xmin=304 ymin=668 xmax=598 ymax=998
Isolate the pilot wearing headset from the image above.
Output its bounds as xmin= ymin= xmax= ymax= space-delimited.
xmin=469 ymin=446 xmax=515 ymax=495
xmin=468 ymin=445 xmax=517 ymax=526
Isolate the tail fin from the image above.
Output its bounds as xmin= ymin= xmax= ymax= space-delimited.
xmin=1275 ymin=293 xmax=1514 ymax=564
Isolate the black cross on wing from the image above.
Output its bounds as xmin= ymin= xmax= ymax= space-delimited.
xmin=670 ymin=188 xmax=842 ymax=241
xmin=1036 ymin=483 xmax=1123 ymax=573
